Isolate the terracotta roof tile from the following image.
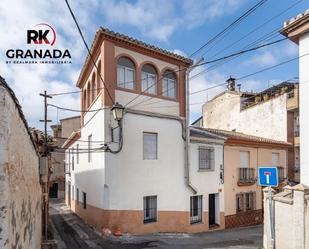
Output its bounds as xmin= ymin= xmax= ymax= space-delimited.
xmin=194 ymin=127 xmax=291 ymax=146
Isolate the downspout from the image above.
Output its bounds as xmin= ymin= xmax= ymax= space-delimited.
xmin=185 ymin=69 xmax=197 ymax=194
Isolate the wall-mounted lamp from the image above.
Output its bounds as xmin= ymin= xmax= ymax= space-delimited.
xmin=111 ymin=102 xmax=125 ymax=121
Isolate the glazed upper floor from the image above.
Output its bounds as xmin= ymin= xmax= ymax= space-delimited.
xmin=77 ymin=28 xmax=192 ymax=126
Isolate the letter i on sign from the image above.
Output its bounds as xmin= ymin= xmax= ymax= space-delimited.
xmin=264 ymin=172 xmax=271 ymax=184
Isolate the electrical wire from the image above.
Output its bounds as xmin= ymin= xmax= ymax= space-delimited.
xmin=189 ymin=0 xmax=267 ymax=58
xmin=190 ymin=51 xmax=309 ymax=96
xmin=201 ymin=0 xmax=303 ymax=60
xmin=48 ymin=103 xmax=111 ymax=113
xmin=64 ymin=0 xmax=114 ymax=105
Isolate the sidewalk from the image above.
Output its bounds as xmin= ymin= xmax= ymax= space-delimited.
xmin=47 ymin=200 xmax=263 ymax=249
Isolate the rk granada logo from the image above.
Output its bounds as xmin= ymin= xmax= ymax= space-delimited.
xmin=27 ymin=23 xmax=57 ymax=46
xmin=6 ymin=23 xmax=71 ymax=64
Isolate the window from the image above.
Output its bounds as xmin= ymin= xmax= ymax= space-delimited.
xmin=82 ymin=192 xmax=87 ymax=209
xmin=76 ymin=188 xmax=79 ymax=204
xmin=97 ymin=61 xmax=101 ymax=96
xmin=240 ymin=151 xmax=250 ymax=168
xmin=83 ymin=90 xmax=87 ymax=109
xmin=72 ymin=185 xmax=74 ymax=200
xmin=163 ymin=70 xmax=176 ymax=98
xmin=143 ymin=196 xmax=157 ymax=223
xmin=91 ymin=72 xmax=96 ymax=102
xmin=71 ymin=148 xmax=74 ymax=171
xmin=117 ymin=57 xmax=135 ymax=89
xmin=198 ymin=147 xmax=214 ymax=170
xmin=142 ymin=64 xmax=157 ymax=94
xmin=88 ymin=135 xmax=92 ymax=163
xmin=236 ymin=192 xmax=255 ymax=213
xmin=236 ymin=194 xmax=243 ymax=212
xmin=143 ymin=132 xmax=158 ymax=160
xmin=76 ymin=144 xmax=79 ymax=164
xmin=272 ymin=152 xmax=279 ymax=167
xmin=190 ymin=195 xmax=202 ymax=224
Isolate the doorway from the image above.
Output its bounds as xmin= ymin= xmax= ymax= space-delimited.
xmin=209 ymin=194 xmax=216 ymax=226
xmin=49 ymin=183 xmax=58 ymax=198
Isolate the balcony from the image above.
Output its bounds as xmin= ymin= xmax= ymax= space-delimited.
xmin=277 ymin=166 xmax=285 ymax=182
xmin=238 ymin=168 xmax=256 ymax=186
xmin=287 ymin=89 xmax=299 ymax=111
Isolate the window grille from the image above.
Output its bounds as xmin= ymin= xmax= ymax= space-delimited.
xmin=190 ymin=195 xmax=202 ymax=224
xmin=143 ymin=196 xmax=157 ymax=223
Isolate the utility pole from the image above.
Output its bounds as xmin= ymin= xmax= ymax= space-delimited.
xmin=40 ymin=90 xmax=52 ymax=155
xmin=39 ymin=90 xmax=52 ymax=240
xmin=185 ymin=58 xmax=204 ymax=194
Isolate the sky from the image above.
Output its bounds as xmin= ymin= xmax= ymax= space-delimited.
xmin=0 ymin=0 xmax=308 ymax=132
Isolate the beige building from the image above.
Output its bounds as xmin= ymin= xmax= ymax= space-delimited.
xmin=194 ymin=127 xmax=290 ymax=228
xmin=202 ymin=79 xmax=299 ymax=182
xmin=0 ymin=76 xmax=42 ymax=249
xmin=50 ymin=116 xmax=80 ymax=199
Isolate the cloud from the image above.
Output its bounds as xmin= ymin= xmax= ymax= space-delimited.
xmin=247 ymin=51 xmax=277 ymax=67
xmin=100 ymin=0 xmax=247 ymax=41
xmin=0 ymin=0 xmax=97 ymax=130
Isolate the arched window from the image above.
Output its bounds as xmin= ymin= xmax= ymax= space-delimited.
xmin=97 ymin=61 xmax=101 ymax=96
xmin=87 ymin=83 xmax=91 ymax=108
xmin=142 ymin=64 xmax=157 ymax=94
xmin=83 ymin=90 xmax=87 ymax=110
xmin=117 ymin=57 xmax=135 ymax=90
xmin=163 ymin=70 xmax=176 ymax=98
xmin=91 ymin=72 xmax=96 ymax=102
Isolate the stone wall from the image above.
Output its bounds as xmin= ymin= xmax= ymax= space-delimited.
xmin=0 ymin=82 xmax=41 ymax=249
xmin=263 ymin=184 xmax=309 ymax=249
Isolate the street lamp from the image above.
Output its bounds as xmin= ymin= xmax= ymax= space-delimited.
xmin=111 ymin=102 xmax=125 ymax=121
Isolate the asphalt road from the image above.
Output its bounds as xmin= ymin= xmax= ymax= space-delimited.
xmin=47 ymin=200 xmax=263 ymax=249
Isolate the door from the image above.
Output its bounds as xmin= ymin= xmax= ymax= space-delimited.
xmin=49 ymin=183 xmax=58 ymax=198
xmin=209 ymin=194 xmax=216 ymax=226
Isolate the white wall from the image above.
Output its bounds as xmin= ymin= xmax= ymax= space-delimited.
xmin=203 ymin=91 xmax=288 ymax=142
xmin=203 ymin=92 xmax=241 ymax=131
xmin=66 ymin=108 xmax=224 ymax=216
xmin=66 ymin=96 xmax=107 ymax=209
xmin=239 ymin=95 xmax=287 ymax=141
xmin=190 ymin=141 xmax=224 ymax=215
xmin=115 ymin=90 xmax=180 ymax=116
xmin=299 ymin=32 xmax=309 ymax=185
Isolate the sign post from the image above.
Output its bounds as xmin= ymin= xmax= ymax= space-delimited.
xmin=258 ymin=167 xmax=278 ymax=249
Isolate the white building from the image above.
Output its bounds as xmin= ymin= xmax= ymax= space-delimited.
xmin=63 ymin=28 xmax=225 ymax=234
xmin=202 ymin=79 xmax=299 ymax=181
xmin=281 ymin=9 xmax=309 ymax=185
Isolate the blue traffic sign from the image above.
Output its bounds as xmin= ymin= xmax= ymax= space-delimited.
xmin=258 ymin=167 xmax=278 ymax=187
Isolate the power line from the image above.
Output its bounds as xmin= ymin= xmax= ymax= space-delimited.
xmin=64 ymin=0 xmax=114 ymax=105
xmin=189 ymin=0 xmax=267 ymax=58
xmin=48 ymin=103 xmax=110 ymax=113
xmin=190 ymin=52 xmax=309 ymax=96
xmin=203 ymin=0 xmax=303 ymax=60
xmin=131 ymin=37 xmax=286 ymax=108
xmin=53 ymin=136 xmax=111 ymax=144
xmin=196 ymin=38 xmax=286 ymax=67
xmin=189 ymin=27 xmax=282 ymax=81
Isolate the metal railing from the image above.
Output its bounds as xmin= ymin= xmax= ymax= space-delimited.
xmin=238 ymin=168 xmax=256 ymax=184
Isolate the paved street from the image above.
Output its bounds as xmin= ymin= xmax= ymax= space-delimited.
xmin=47 ymin=200 xmax=263 ymax=249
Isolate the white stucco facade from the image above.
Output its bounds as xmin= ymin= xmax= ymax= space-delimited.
xmin=202 ymin=91 xmax=288 ymax=141
xmin=65 ymin=101 xmax=225 ymax=226
xmin=299 ymin=32 xmax=309 ymax=185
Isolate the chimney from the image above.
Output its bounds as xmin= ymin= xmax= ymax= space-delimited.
xmin=227 ymin=77 xmax=236 ymax=91
xmin=237 ymin=84 xmax=241 ymax=92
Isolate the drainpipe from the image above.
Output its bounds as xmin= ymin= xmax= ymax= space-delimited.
xmin=185 ymin=59 xmax=203 ymax=194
